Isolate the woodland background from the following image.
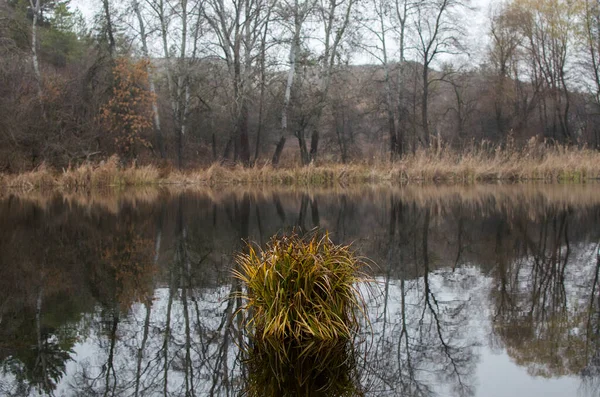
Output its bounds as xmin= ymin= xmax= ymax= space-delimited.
xmin=2 ymin=0 xmax=600 ymax=171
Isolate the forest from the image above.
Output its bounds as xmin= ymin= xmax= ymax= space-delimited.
xmin=2 ymin=0 xmax=600 ymax=172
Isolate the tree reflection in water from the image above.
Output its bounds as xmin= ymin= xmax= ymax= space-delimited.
xmin=490 ymin=207 xmax=600 ymax=386
xmin=364 ymin=201 xmax=477 ymax=397
xmin=0 ymin=187 xmax=600 ymax=396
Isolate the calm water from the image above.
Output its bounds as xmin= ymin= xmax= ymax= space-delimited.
xmin=1 ymin=185 xmax=600 ymax=397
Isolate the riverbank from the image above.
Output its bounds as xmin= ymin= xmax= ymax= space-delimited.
xmin=2 ymin=146 xmax=600 ymax=190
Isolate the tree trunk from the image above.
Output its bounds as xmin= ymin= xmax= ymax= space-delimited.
xmin=154 ymin=0 xmax=181 ymax=165
xmin=309 ymin=129 xmax=319 ymax=162
xmin=255 ymin=98 xmax=263 ymax=163
xmin=158 ymin=0 xmax=175 ymax=109
xmin=273 ymin=10 xmax=301 ymax=166
xmin=388 ymin=108 xmax=397 ymax=161
xmin=102 ymin=0 xmax=116 ymax=56
xmin=297 ymin=132 xmax=309 ymax=165
xmin=559 ymin=70 xmax=571 ymax=143
xmin=422 ymin=62 xmax=430 ymax=147
xmin=305 ymin=0 xmax=355 ymax=165
xmin=411 ymin=64 xmax=418 ymax=154
xmin=30 ymin=1 xmax=42 ymax=92
xmin=378 ymin=0 xmax=397 ymax=161
xmin=176 ymin=0 xmax=189 ymax=169
xmin=272 ymin=136 xmax=287 ymax=165
xmin=133 ymin=0 xmax=165 ymax=158
xmin=230 ymin=28 xmax=250 ymax=165
xmin=335 ymin=112 xmax=348 ymax=163
xmin=254 ymin=6 xmax=271 ymax=164
xmin=178 ymin=118 xmax=184 ymax=169
xmin=395 ymin=1 xmax=409 ymax=158
xmin=212 ymin=133 xmax=217 ymax=161
xmin=30 ymin=0 xmax=45 ymax=119
xmin=222 ymin=136 xmax=233 ymax=160
xmin=238 ymin=102 xmax=250 ymax=165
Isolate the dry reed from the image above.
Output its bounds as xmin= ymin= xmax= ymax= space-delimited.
xmin=1 ymin=142 xmax=599 ymax=190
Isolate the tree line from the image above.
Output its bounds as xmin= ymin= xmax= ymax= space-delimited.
xmin=2 ymin=0 xmax=600 ymax=170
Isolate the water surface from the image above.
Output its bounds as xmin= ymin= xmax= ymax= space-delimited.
xmin=1 ymin=185 xmax=600 ymax=396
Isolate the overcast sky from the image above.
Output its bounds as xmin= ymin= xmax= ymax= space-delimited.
xmin=70 ymin=0 xmax=495 ymax=67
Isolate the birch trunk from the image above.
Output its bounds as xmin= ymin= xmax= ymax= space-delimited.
xmin=150 ymin=0 xmax=180 ymax=164
xmin=306 ymin=0 xmax=355 ymax=164
xmin=154 ymin=0 xmax=176 ymax=107
xmin=177 ymin=0 xmax=189 ymax=169
xmin=132 ymin=0 xmax=166 ymax=158
xmin=29 ymin=0 xmax=44 ymax=114
xmin=272 ymin=3 xmax=302 ymax=165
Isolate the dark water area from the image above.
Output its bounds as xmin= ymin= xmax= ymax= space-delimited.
xmin=1 ymin=185 xmax=600 ymax=396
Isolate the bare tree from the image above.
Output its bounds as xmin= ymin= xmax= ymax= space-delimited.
xmin=413 ymin=0 xmax=470 ymax=147
xmin=132 ymin=0 xmax=166 ymax=158
xmin=442 ymin=65 xmax=479 ymax=144
xmin=581 ymin=0 xmax=600 ymax=148
xmin=517 ymin=0 xmax=576 ymax=143
xmin=360 ymin=0 xmax=398 ymax=160
xmin=304 ymin=0 xmax=357 ymax=164
xmin=487 ymin=2 xmax=542 ymax=140
xmin=489 ymin=2 xmax=523 ymax=136
xmin=393 ymin=0 xmax=415 ymax=156
xmin=204 ymin=0 xmax=273 ymax=165
xmin=145 ymin=0 xmax=204 ymax=168
xmin=272 ymin=0 xmax=316 ymax=165
xmin=254 ymin=0 xmax=274 ymax=162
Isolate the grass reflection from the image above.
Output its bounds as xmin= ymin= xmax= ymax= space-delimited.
xmin=245 ymin=339 xmax=364 ymax=397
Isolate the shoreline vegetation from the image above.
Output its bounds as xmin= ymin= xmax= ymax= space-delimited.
xmin=1 ymin=146 xmax=600 ymax=191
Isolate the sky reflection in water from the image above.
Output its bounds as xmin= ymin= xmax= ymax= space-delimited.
xmin=1 ymin=185 xmax=599 ymax=396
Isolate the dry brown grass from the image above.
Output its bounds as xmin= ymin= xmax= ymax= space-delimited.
xmin=388 ymin=140 xmax=600 ymax=183
xmin=3 ymin=155 xmax=161 ymax=192
xmin=1 ymin=142 xmax=599 ymax=191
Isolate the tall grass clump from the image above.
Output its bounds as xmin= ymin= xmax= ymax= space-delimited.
xmin=234 ymin=231 xmax=370 ymax=396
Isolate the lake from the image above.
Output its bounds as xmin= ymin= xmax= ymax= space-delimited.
xmin=1 ymin=184 xmax=599 ymax=396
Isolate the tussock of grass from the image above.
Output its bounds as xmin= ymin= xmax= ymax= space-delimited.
xmin=2 ymin=142 xmax=600 ymax=190
xmin=233 ymin=231 xmax=369 ymax=396
xmin=234 ymin=231 xmax=368 ymax=345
